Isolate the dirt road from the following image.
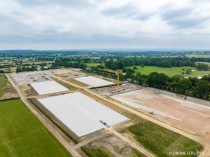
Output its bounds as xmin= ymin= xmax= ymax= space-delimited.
xmin=112 ymin=89 xmax=210 ymax=139
xmin=38 ymin=73 xmax=210 ymax=157
xmin=106 ymin=127 xmax=155 ymax=157
xmin=6 ymin=74 xmax=81 ymax=157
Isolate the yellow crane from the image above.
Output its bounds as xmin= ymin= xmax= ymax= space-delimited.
xmin=98 ymin=68 xmax=123 ymax=87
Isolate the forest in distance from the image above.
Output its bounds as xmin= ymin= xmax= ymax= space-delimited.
xmin=0 ymin=50 xmax=210 ymax=100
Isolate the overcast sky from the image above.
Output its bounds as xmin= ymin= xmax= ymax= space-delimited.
xmin=0 ymin=0 xmax=210 ymax=50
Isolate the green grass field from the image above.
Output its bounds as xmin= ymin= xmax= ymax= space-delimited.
xmin=186 ymin=54 xmax=210 ymax=58
xmin=132 ymin=149 xmax=145 ymax=157
xmin=81 ymin=146 xmax=110 ymax=157
xmin=0 ymin=99 xmax=72 ymax=157
xmin=82 ymin=144 xmax=145 ymax=157
xmin=0 ymin=75 xmax=8 ymax=97
xmin=128 ymin=122 xmax=203 ymax=157
xmin=196 ymin=62 xmax=210 ymax=66
xmin=0 ymin=67 xmax=17 ymax=73
xmin=129 ymin=66 xmax=210 ymax=77
xmin=23 ymin=61 xmax=53 ymax=65
xmin=85 ymin=63 xmax=100 ymax=67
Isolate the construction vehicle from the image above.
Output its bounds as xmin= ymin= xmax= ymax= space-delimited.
xmin=98 ymin=68 xmax=123 ymax=87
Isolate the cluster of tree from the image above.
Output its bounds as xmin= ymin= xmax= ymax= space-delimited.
xmin=121 ymin=68 xmax=210 ymax=100
xmin=51 ymin=58 xmax=87 ymax=69
xmin=16 ymin=66 xmax=38 ymax=73
xmin=0 ymin=64 xmax=15 ymax=69
xmin=195 ymin=63 xmax=209 ymax=71
xmin=103 ymin=57 xmax=195 ymax=70
xmin=191 ymin=57 xmax=210 ymax=62
xmin=0 ymin=70 xmax=5 ymax=73
xmin=85 ymin=67 xmax=117 ymax=79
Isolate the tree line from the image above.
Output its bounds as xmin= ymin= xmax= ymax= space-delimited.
xmin=51 ymin=58 xmax=87 ymax=69
xmin=16 ymin=65 xmax=38 ymax=72
xmin=121 ymin=68 xmax=210 ymax=100
xmin=85 ymin=66 xmax=210 ymax=100
xmin=102 ymin=57 xmax=209 ymax=71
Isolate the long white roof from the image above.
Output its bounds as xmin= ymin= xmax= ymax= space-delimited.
xmin=38 ymin=92 xmax=128 ymax=137
xmin=31 ymin=81 xmax=68 ymax=95
xmin=74 ymin=76 xmax=115 ymax=87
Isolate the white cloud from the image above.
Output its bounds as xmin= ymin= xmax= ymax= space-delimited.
xmin=0 ymin=0 xmax=210 ymax=49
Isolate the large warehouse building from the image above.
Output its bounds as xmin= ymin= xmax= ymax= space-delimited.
xmin=31 ymin=81 xmax=68 ymax=95
xmin=74 ymin=76 xmax=115 ymax=88
xmin=36 ymin=92 xmax=129 ymax=137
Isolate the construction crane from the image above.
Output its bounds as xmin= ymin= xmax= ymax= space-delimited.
xmin=98 ymin=68 xmax=123 ymax=87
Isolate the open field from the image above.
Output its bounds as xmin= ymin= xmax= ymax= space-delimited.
xmin=112 ymin=89 xmax=210 ymax=140
xmin=85 ymin=63 xmax=100 ymax=67
xmin=0 ymin=75 xmax=7 ymax=97
xmin=128 ymin=122 xmax=203 ymax=157
xmin=128 ymin=66 xmax=210 ymax=77
xmin=23 ymin=61 xmax=53 ymax=65
xmin=0 ymin=67 xmax=16 ymax=72
xmin=197 ymin=62 xmax=210 ymax=66
xmin=0 ymin=75 xmax=19 ymax=100
xmin=186 ymin=54 xmax=210 ymax=58
xmin=82 ymin=146 xmax=110 ymax=157
xmin=82 ymin=135 xmax=145 ymax=157
xmin=0 ymin=99 xmax=71 ymax=157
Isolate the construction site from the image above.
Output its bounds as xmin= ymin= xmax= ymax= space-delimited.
xmin=112 ymin=88 xmax=210 ymax=140
xmin=5 ymin=68 xmax=210 ymax=157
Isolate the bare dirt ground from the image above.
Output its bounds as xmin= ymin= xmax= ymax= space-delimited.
xmin=18 ymin=84 xmax=39 ymax=97
xmin=50 ymin=69 xmax=87 ymax=80
xmin=81 ymin=135 xmax=146 ymax=157
xmin=0 ymin=82 xmax=19 ymax=100
xmin=91 ymin=83 xmax=141 ymax=97
xmin=10 ymin=71 xmax=52 ymax=86
xmin=112 ymin=88 xmax=210 ymax=140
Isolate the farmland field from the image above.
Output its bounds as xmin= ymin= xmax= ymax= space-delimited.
xmin=82 ymin=146 xmax=110 ymax=157
xmin=0 ymin=67 xmax=16 ymax=73
xmin=0 ymin=75 xmax=7 ymax=97
xmin=129 ymin=66 xmax=210 ymax=77
xmin=186 ymin=54 xmax=210 ymax=58
xmin=128 ymin=122 xmax=203 ymax=157
xmin=23 ymin=61 xmax=53 ymax=65
xmin=0 ymin=99 xmax=72 ymax=157
xmin=85 ymin=63 xmax=100 ymax=67
xmin=197 ymin=62 xmax=210 ymax=66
